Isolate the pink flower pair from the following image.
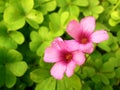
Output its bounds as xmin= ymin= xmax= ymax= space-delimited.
xmin=44 ymin=16 xmax=109 ymax=80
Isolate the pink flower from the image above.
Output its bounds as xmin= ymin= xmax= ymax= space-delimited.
xmin=44 ymin=37 xmax=85 ymax=80
xmin=67 ymin=16 xmax=109 ymax=53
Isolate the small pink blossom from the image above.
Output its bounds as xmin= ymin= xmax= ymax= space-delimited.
xmin=44 ymin=37 xmax=85 ymax=80
xmin=67 ymin=16 xmax=109 ymax=53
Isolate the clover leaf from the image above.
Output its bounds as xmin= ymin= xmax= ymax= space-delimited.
xmin=30 ymin=26 xmax=53 ymax=56
xmin=109 ymin=10 xmax=120 ymax=26
xmin=49 ymin=12 xmax=70 ymax=37
xmin=0 ymin=47 xmax=28 ymax=88
xmin=80 ymin=0 xmax=104 ymax=18
xmin=34 ymin=0 xmax=56 ymax=15
xmin=0 ymin=21 xmax=24 ymax=49
xmin=3 ymin=5 xmax=25 ymax=31
xmin=3 ymin=0 xmax=44 ymax=30
xmin=9 ymin=31 xmax=25 ymax=45
xmin=30 ymin=68 xmax=56 ymax=90
xmin=30 ymin=68 xmax=50 ymax=83
xmin=35 ymin=77 xmax=56 ymax=90
xmin=57 ymin=0 xmax=88 ymax=17
xmin=30 ymin=68 xmax=81 ymax=90
xmin=20 ymin=0 xmax=34 ymax=14
xmin=26 ymin=9 xmax=44 ymax=29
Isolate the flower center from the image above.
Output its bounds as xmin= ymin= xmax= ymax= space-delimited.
xmin=81 ymin=37 xmax=88 ymax=44
xmin=65 ymin=53 xmax=73 ymax=62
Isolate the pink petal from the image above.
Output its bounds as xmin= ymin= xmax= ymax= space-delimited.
xmin=66 ymin=20 xmax=81 ymax=40
xmin=91 ymin=30 xmax=109 ymax=43
xmin=44 ymin=47 xmax=61 ymax=63
xmin=79 ymin=16 xmax=96 ymax=34
xmin=57 ymin=41 xmax=68 ymax=51
xmin=51 ymin=37 xmax=63 ymax=50
xmin=79 ymin=42 xmax=94 ymax=54
xmin=66 ymin=61 xmax=76 ymax=77
xmin=51 ymin=37 xmax=68 ymax=51
xmin=64 ymin=40 xmax=80 ymax=51
xmin=50 ymin=62 xmax=66 ymax=80
xmin=72 ymin=51 xmax=85 ymax=65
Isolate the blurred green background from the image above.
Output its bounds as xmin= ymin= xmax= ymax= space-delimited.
xmin=0 ymin=0 xmax=120 ymax=90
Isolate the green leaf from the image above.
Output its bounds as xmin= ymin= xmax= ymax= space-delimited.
xmin=60 ymin=12 xmax=69 ymax=26
xmin=73 ymin=0 xmax=88 ymax=6
xmin=0 ymin=23 xmax=17 ymax=49
xmin=89 ymin=0 xmax=99 ymax=5
xmin=101 ymin=85 xmax=113 ymax=90
xmin=83 ymin=66 xmax=95 ymax=77
xmin=50 ymin=29 xmax=65 ymax=37
xmin=30 ymin=31 xmax=42 ymax=52
xmin=110 ymin=42 xmax=119 ymax=51
xmin=38 ymin=26 xmax=50 ymax=40
xmin=82 ymin=9 xmax=92 ymax=16
xmin=0 ymin=36 xmax=17 ymax=49
xmin=30 ymin=68 xmax=50 ymax=83
xmin=81 ymin=0 xmax=103 ymax=19
xmin=57 ymin=79 xmax=67 ymax=90
xmin=0 ymin=48 xmax=7 ymax=64
xmin=9 ymin=31 xmax=25 ymax=44
xmin=0 ymin=0 xmax=5 ymax=13
xmin=29 ymin=40 xmax=41 ymax=52
xmin=0 ymin=65 xmax=5 ymax=87
xmin=4 ymin=5 xmax=25 ymax=31
xmin=100 ymin=74 xmax=109 ymax=85
xmin=106 ymin=33 xmax=114 ymax=45
xmin=109 ymin=18 xmax=118 ymax=26
xmin=26 ymin=9 xmax=44 ymax=24
xmin=115 ymin=68 xmax=120 ymax=78
xmin=36 ymin=41 xmax=51 ymax=56
xmin=96 ymin=23 xmax=110 ymax=31
xmin=98 ymin=42 xmax=111 ymax=52
xmin=56 ymin=0 xmax=67 ymax=7
xmin=0 ymin=48 xmax=26 ymax=88
xmin=49 ymin=13 xmax=61 ymax=31
xmin=65 ymin=74 xmax=81 ymax=90
xmin=5 ymin=70 xmax=16 ymax=88
xmin=39 ymin=58 xmax=52 ymax=69
xmin=7 ymin=61 xmax=28 ymax=77
xmin=107 ymin=0 xmax=117 ymax=4
xmin=102 ymin=53 xmax=114 ymax=62
xmin=20 ymin=0 xmax=34 ymax=13
xmin=103 ymin=71 xmax=115 ymax=79
xmin=69 ymin=5 xmax=80 ymax=17
xmin=94 ymin=59 xmax=102 ymax=69
xmin=111 ymin=11 xmax=120 ymax=20
xmin=82 ymin=84 xmax=91 ymax=90
xmin=115 ymin=49 xmax=120 ymax=58
xmin=0 ymin=21 xmax=6 ymax=34
xmin=117 ymin=31 xmax=120 ymax=44
xmin=34 ymin=0 xmax=56 ymax=14
xmin=26 ymin=18 xmax=39 ymax=29
xmin=30 ymin=31 xmax=41 ymax=41
xmin=89 ymin=50 xmax=102 ymax=60
xmin=91 ymin=74 xmax=101 ymax=83
xmin=35 ymin=77 xmax=56 ymax=90
xmin=45 ymin=1 xmax=56 ymax=11
xmin=100 ymin=61 xmax=115 ymax=72
xmin=7 ymin=49 xmax=23 ymax=63
xmin=94 ymin=83 xmax=104 ymax=90
xmin=92 ymin=6 xmax=104 ymax=14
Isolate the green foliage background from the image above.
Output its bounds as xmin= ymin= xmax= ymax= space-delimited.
xmin=0 ymin=0 xmax=120 ymax=90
